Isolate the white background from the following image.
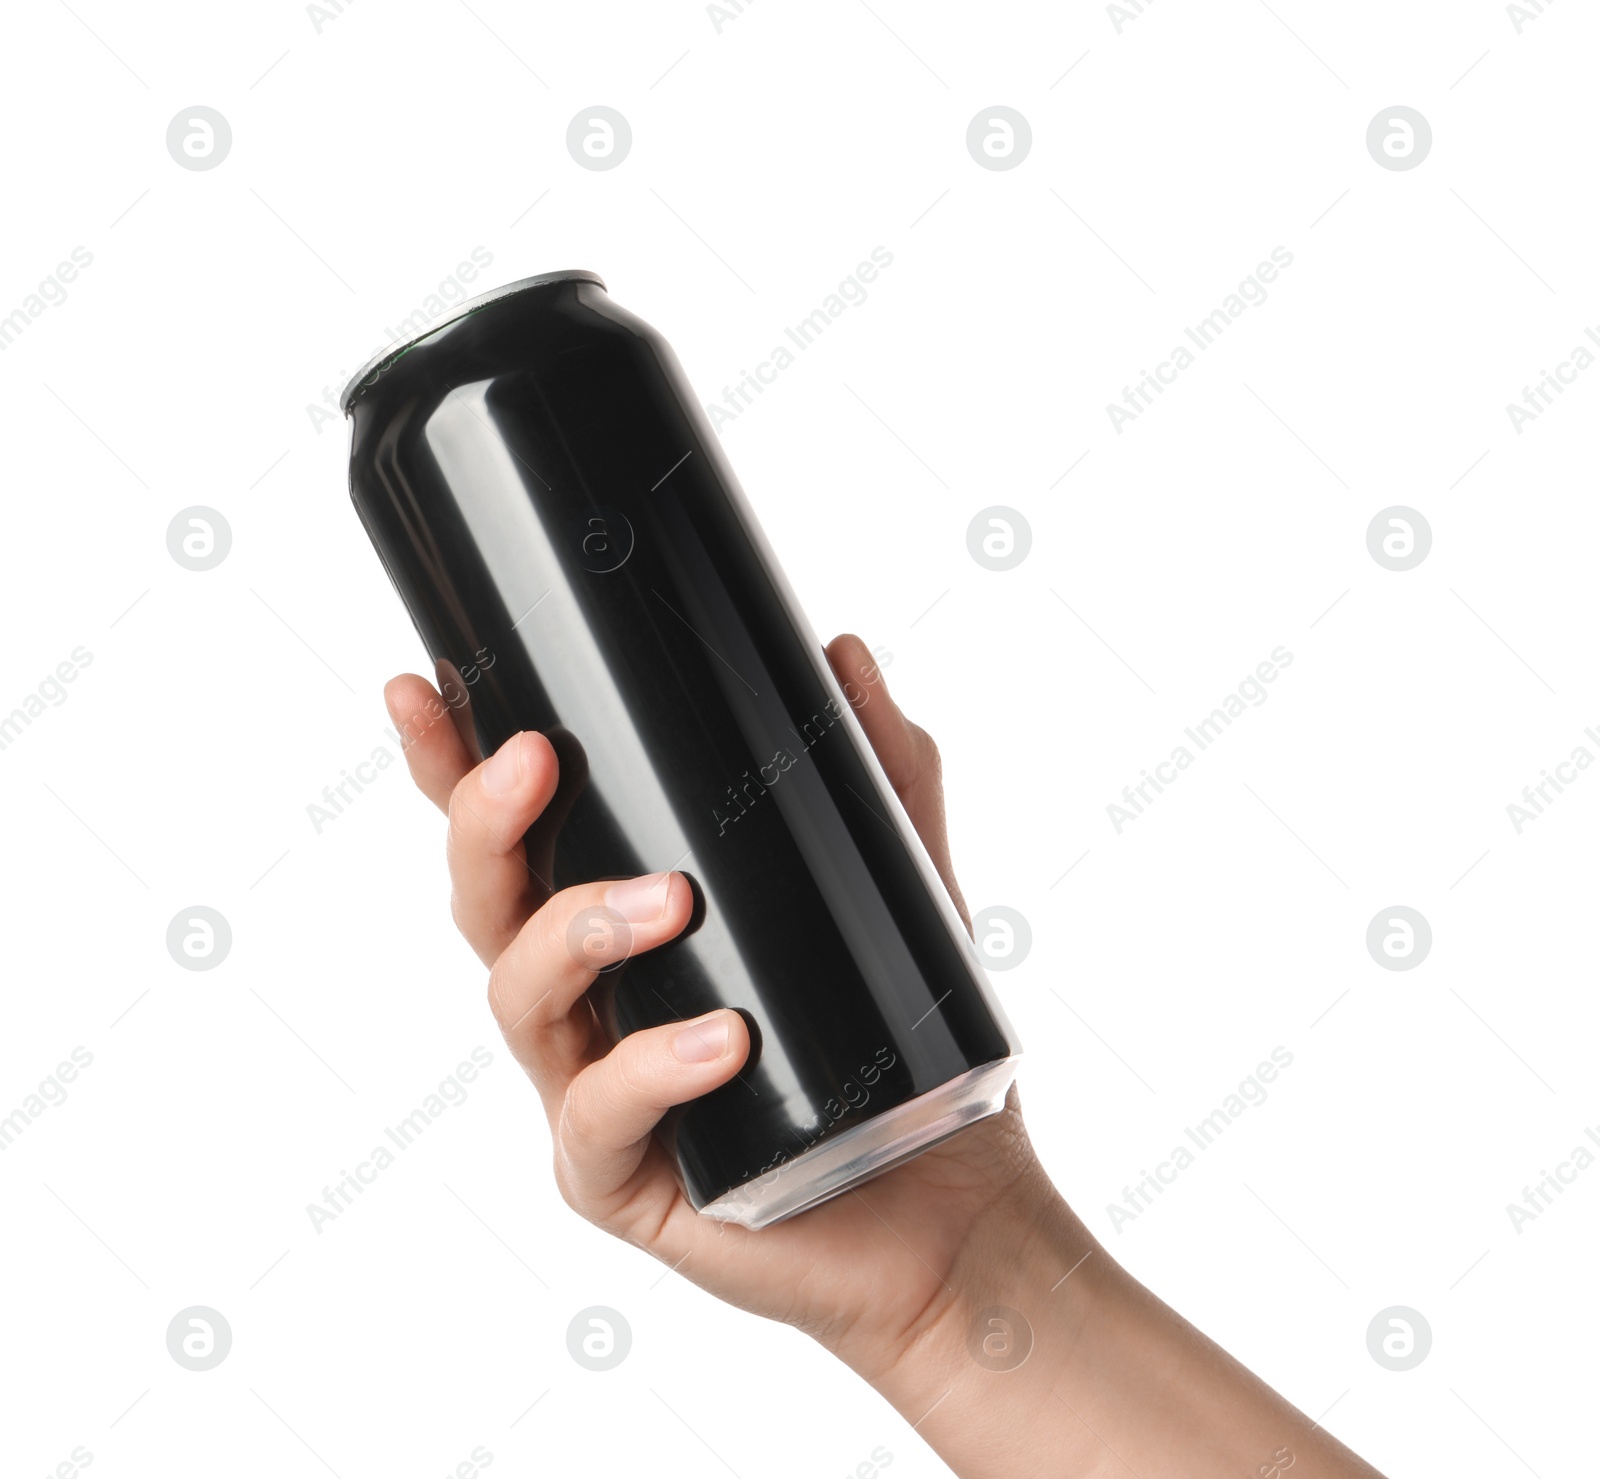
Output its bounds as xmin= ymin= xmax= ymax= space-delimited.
xmin=2 ymin=1 xmax=1596 ymax=1475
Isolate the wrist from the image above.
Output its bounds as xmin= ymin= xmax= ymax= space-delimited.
xmin=850 ymin=1162 xmax=1120 ymax=1475
xmin=852 ymin=1172 xmax=1385 ymax=1479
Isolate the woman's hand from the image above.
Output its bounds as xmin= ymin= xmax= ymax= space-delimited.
xmin=385 ymin=632 xmax=1386 ymax=1479
xmin=384 ymin=633 xmax=1052 ymax=1387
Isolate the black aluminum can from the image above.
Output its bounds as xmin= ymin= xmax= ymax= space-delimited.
xmin=341 ymin=270 xmax=1019 ymax=1228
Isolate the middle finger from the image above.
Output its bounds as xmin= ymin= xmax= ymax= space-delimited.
xmin=488 ymin=870 xmax=695 ymax=1095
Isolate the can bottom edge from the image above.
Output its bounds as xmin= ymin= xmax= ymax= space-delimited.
xmin=697 ymin=1056 xmax=1020 ymax=1232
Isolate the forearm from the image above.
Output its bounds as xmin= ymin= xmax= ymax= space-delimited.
xmin=848 ymin=1170 xmax=1385 ymax=1479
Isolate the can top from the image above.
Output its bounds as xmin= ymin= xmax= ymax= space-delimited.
xmin=339 ymin=268 xmax=607 ymax=415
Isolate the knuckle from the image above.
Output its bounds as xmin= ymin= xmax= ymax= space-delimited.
xmin=610 ymin=1045 xmax=656 ymax=1107
xmin=486 ymin=944 xmax=538 ymax=1031
xmin=485 ymin=897 xmax=588 ymax=1037
xmin=520 ymin=899 xmax=566 ymax=977
xmin=443 ymin=807 xmax=471 ymax=874
xmin=555 ymin=1082 xmax=589 ymax=1149
xmin=555 ymin=1075 xmax=606 ymax=1174
xmin=550 ymin=1139 xmax=583 ymax=1214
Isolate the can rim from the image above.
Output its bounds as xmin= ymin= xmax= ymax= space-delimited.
xmin=339 ymin=268 xmax=607 ymax=414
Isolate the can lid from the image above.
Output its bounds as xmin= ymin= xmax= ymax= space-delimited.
xmin=339 ymin=268 xmax=607 ymax=414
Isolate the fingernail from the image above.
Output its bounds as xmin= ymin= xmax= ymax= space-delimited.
xmin=604 ymin=872 xmax=673 ymax=924
xmin=482 ymin=733 xmax=525 ymax=794
xmin=673 ymin=1012 xmax=730 ymax=1063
